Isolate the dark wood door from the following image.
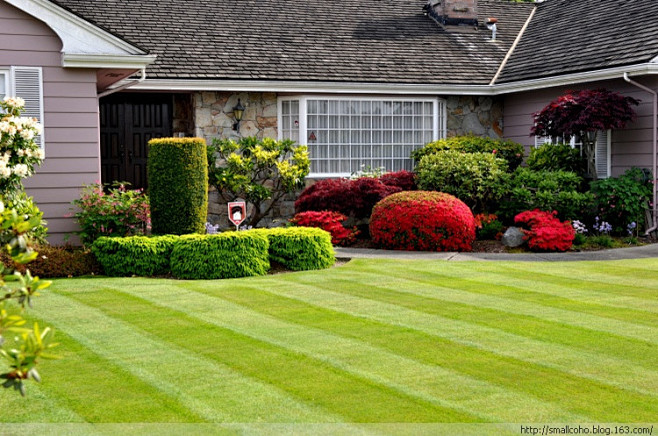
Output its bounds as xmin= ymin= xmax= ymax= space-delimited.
xmin=100 ymin=93 xmax=173 ymax=190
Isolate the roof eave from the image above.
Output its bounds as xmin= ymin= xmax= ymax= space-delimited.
xmin=62 ymin=53 xmax=157 ymax=69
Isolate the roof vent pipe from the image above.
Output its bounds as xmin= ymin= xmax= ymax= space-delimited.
xmin=486 ymin=17 xmax=498 ymax=41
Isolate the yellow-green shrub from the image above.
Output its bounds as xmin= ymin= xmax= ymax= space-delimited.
xmin=252 ymin=227 xmax=335 ymax=271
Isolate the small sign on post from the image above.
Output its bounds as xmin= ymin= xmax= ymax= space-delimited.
xmin=228 ymin=201 xmax=247 ymax=231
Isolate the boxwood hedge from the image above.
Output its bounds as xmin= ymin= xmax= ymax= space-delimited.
xmin=92 ymin=235 xmax=179 ymax=277
xmin=254 ymin=227 xmax=335 ymax=271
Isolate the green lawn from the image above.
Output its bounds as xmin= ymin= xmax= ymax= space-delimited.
xmin=1 ymin=258 xmax=657 ymax=432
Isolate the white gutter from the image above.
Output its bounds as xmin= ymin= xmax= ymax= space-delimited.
xmin=98 ymin=68 xmax=147 ymax=98
xmin=490 ymin=5 xmax=536 ymax=85
xmin=130 ymin=63 xmax=658 ymax=96
xmin=623 ymin=72 xmax=657 ymax=235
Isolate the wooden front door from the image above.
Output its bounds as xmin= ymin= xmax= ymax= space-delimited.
xmin=99 ymin=93 xmax=173 ymax=190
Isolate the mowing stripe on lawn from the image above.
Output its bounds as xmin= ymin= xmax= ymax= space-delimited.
xmin=34 ymin=290 xmax=342 ymax=423
xmin=91 ymin=281 xmax=655 ymax=422
xmin=413 ymin=262 xmax=658 ymax=319
xmin=327 ymin=267 xmax=658 ymax=365
xmin=179 ymin=280 xmax=646 ymax=422
xmin=265 ymin=273 xmax=658 ymax=403
xmin=54 ymin=285 xmax=476 ymax=423
xmin=0 ymin=312 xmax=201 ymax=423
xmin=0 ymin=381 xmax=85 ymax=423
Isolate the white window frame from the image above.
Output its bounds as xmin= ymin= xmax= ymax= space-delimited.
xmin=278 ymin=95 xmax=445 ymax=177
xmin=533 ymin=130 xmax=611 ymax=178
xmin=0 ymin=70 xmax=8 ymax=99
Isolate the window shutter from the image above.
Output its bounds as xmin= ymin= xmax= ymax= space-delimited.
xmin=11 ymin=67 xmax=44 ymax=148
xmin=595 ymin=129 xmax=611 ymax=179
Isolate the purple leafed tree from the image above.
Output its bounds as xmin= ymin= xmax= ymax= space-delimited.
xmin=530 ymin=89 xmax=639 ymax=179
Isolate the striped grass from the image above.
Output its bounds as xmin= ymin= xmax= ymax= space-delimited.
xmin=0 ymin=258 xmax=657 ymax=426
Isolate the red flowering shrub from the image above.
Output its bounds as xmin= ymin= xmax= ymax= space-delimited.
xmin=514 ymin=209 xmax=575 ymax=252
xmin=474 ymin=213 xmax=503 ymax=240
xmin=290 ymin=211 xmax=359 ymax=246
xmin=370 ymin=191 xmax=476 ymax=251
xmin=379 ymin=170 xmax=417 ymax=191
xmin=295 ymin=178 xmax=401 ymax=219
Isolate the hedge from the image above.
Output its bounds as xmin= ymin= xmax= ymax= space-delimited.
xmin=170 ymin=233 xmax=270 ymax=280
xmin=253 ymin=227 xmax=335 ymax=271
xmin=92 ymin=235 xmax=179 ymax=277
xmin=92 ymin=227 xmax=335 ymax=278
xmin=147 ymin=137 xmax=208 ymax=235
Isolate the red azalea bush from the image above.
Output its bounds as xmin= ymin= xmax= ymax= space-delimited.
xmin=514 ymin=209 xmax=575 ymax=252
xmin=474 ymin=212 xmax=503 ymax=240
xmin=295 ymin=177 xmax=401 ymax=220
xmin=290 ymin=211 xmax=359 ymax=246
xmin=379 ymin=170 xmax=417 ymax=191
xmin=369 ymin=191 xmax=476 ymax=252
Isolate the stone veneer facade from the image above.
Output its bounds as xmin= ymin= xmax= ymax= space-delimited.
xmin=191 ymin=92 xmax=504 ymax=228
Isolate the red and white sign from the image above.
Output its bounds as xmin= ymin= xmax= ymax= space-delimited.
xmin=228 ymin=201 xmax=247 ymax=227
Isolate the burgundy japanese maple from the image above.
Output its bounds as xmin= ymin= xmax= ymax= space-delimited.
xmin=530 ymin=89 xmax=639 ymax=179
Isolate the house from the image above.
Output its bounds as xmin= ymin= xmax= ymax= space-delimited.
xmin=1 ymin=0 xmax=657 ymax=243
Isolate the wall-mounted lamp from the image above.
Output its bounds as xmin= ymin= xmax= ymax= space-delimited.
xmin=232 ymin=99 xmax=245 ymax=131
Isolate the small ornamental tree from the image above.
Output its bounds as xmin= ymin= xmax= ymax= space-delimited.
xmin=530 ymin=89 xmax=639 ymax=179
xmin=208 ymin=137 xmax=310 ymax=227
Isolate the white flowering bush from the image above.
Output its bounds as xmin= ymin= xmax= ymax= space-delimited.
xmin=0 ymin=97 xmax=44 ymax=194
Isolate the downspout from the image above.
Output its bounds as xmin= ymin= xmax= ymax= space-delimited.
xmin=623 ymin=72 xmax=657 ymax=235
xmin=97 ymin=68 xmax=146 ymax=98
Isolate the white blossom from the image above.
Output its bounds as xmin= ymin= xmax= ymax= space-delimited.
xmin=12 ymin=164 xmax=29 ymax=178
xmin=2 ymin=96 xmax=25 ymax=108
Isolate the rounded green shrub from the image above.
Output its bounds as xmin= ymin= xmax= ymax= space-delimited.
xmin=148 ymin=138 xmax=208 ymax=235
xmin=527 ymin=143 xmax=587 ymax=175
xmin=412 ymin=135 xmax=525 ymax=171
xmin=498 ymin=168 xmax=593 ymax=221
xmin=170 ymin=233 xmax=269 ymax=280
xmin=415 ymin=150 xmax=509 ymax=213
xmin=252 ymin=227 xmax=335 ymax=271
xmin=370 ymin=191 xmax=476 ymax=252
xmin=92 ymin=235 xmax=179 ymax=277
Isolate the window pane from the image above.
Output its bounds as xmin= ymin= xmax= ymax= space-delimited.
xmin=302 ymin=98 xmax=440 ymax=175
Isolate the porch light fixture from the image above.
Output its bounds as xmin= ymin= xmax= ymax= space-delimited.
xmin=232 ymin=99 xmax=245 ymax=131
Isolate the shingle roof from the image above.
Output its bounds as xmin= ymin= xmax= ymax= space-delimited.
xmin=498 ymin=0 xmax=658 ymax=83
xmin=50 ymin=0 xmax=533 ymax=85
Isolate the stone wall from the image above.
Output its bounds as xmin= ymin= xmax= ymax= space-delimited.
xmin=446 ymin=96 xmax=504 ymax=138
xmin=197 ymin=92 xmax=504 ymax=228
xmin=194 ymin=91 xmax=278 ymax=144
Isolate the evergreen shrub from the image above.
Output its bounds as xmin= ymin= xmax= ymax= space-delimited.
xmin=170 ymin=233 xmax=269 ymax=279
xmin=412 ymin=135 xmax=525 ymax=171
xmin=415 ymin=150 xmax=509 ymax=213
xmin=148 ymin=138 xmax=208 ymax=235
xmin=92 ymin=235 xmax=179 ymax=277
xmin=253 ymin=227 xmax=335 ymax=271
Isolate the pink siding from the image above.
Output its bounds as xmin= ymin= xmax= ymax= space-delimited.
xmin=504 ymin=77 xmax=658 ymax=177
xmin=1 ymin=2 xmax=100 ymax=244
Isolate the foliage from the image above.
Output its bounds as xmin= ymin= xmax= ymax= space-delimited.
xmin=514 ymin=209 xmax=575 ymax=252
xmin=415 ymin=150 xmax=509 ymax=213
xmin=295 ymin=177 xmax=401 ymax=220
xmin=170 ymin=233 xmax=270 ymax=280
xmin=590 ymin=168 xmax=652 ymax=234
xmin=370 ymin=191 xmax=476 ymax=251
xmin=412 ymin=135 xmax=525 ymax=171
xmin=530 ymin=89 xmax=639 ymax=179
xmin=252 ymin=227 xmax=336 ymax=271
xmin=474 ymin=213 xmax=503 ymax=240
xmin=379 ymin=170 xmax=417 ymax=191
xmin=4 ymin=192 xmax=47 ymax=245
xmin=92 ymin=235 xmax=179 ymax=277
xmin=527 ymin=143 xmax=587 ymax=176
xmin=0 ymin=201 xmax=57 ymax=396
xmin=498 ymin=168 xmax=593 ymax=221
xmin=148 ymin=137 xmax=208 ymax=235
xmin=70 ymin=182 xmax=150 ymax=246
xmin=208 ymin=137 xmax=309 ymax=228
xmin=290 ymin=211 xmax=358 ymax=246
xmin=1 ymin=245 xmax=101 ymax=278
